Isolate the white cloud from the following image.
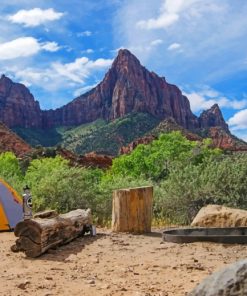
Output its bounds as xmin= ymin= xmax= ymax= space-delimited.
xmin=0 ymin=37 xmax=60 ymax=60
xmin=77 ymin=31 xmax=92 ymax=37
xmin=228 ymin=109 xmax=247 ymax=142
xmin=137 ymin=14 xmax=178 ymax=30
xmin=8 ymin=56 xmax=113 ymax=92
xmin=81 ymin=49 xmax=94 ymax=54
xmin=137 ymin=0 xmax=198 ymax=30
xmin=228 ymin=109 xmax=247 ymax=130
xmin=73 ymin=84 xmax=98 ymax=97
xmin=8 ymin=8 xmax=64 ymax=27
xmin=234 ymin=132 xmax=247 ymax=142
xmin=0 ymin=37 xmax=40 ymax=60
xmin=150 ymin=39 xmax=163 ymax=46
xmin=167 ymin=42 xmax=181 ymax=50
xmin=184 ymin=86 xmax=247 ymax=113
xmin=41 ymin=42 xmax=61 ymax=52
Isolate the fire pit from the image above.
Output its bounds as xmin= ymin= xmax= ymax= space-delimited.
xmin=163 ymin=227 xmax=247 ymax=244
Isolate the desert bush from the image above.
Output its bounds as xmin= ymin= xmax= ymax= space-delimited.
xmin=25 ymin=156 xmax=103 ymax=215
xmin=155 ymin=153 xmax=247 ymax=224
xmin=0 ymin=152 xmax=24 ymax=192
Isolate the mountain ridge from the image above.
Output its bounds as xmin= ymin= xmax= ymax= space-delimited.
xmin=0 ymin=49 xmax=228 ymax=133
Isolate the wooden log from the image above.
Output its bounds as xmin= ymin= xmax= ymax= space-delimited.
xmin=12 ymin=209 xmax=92 ymax=257
xmin=112 ymin=186 xmax=153 ymax=233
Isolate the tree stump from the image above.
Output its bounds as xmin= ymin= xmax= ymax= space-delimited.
xmin=12 ymin=209 xmax=92 ymax=257
xmin=112 ymin=186 xmax=153 ymax=233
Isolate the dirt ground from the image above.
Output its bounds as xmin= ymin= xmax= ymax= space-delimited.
xmin=0 ymin=228 xmax=247 ymax=296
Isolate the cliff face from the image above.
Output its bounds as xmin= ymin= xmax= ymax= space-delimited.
xmin=199 ymin=104 xmax=229 ymax=132
xmin=43 ymin=49 xmax=199 ymax=129
xmin=0 ymin=49 xmax=229 ymax=134
xmin=0 ymin=75 xmax=42 ymax=128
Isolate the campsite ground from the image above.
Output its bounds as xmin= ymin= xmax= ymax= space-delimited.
xmin=0 ymin=228 xmax=246 ymax=296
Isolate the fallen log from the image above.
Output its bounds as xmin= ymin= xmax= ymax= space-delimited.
xmin=12 ymin=209 xmax=92 ymax=258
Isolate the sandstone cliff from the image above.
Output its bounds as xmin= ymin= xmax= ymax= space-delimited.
xmin=0 ymin=75 xmax=42 ymax=128
xmin=0 ymin=50 xmax=229 ymax=133
xmin=44 ymin=49 xmax=201 ymax=129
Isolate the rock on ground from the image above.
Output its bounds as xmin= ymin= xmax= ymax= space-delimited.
xmin=191 ymin=204 xmax=247 ymax=227
xmin=189 ymin=259 xmax=247 ymax=296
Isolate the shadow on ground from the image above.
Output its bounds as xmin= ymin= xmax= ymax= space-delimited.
xmin=26 ymin=232 xmax=109 ymax=262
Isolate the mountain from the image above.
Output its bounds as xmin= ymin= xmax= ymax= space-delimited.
xmin=0 ymin=122 xmax=31 ymax=156
xmin=0 ymin=75 xmax=42 ymax=128
xmin=0 ymin=49 xmax=226 ymax=131
xmin=0 ymin=48 xmax=245 ymax=155
xmin=198 ymin=104 xmax=229 ymax=132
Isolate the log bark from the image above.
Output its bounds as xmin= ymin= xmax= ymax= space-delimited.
xmin=112 ymin=186 xmax=153 ymax=233
xmin=12 ymin=209 xmax=92 ymax=257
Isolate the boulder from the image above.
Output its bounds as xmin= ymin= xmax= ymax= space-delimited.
xmin=189 ymin=259 xmax=247 ymax=296
xmin=191 ymin=204 xmax=247 ymax=227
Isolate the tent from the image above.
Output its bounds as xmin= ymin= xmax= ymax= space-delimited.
xmin=0 ymin=179 xmax=23 ymax=231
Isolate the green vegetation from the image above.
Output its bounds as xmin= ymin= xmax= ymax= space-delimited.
xmin=13 ymin=127 xmax=64 ymax=147
xmin=1 ymin=131 xmax=246 ymax=225
xmin=14 ymin=113 xmax=160 ymax=155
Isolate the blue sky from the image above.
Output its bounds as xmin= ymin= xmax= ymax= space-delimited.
xmin=0 ymin=0 xmax=246 ymax=140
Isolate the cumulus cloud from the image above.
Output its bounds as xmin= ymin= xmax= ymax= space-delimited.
xmin=0 ymin=37 xmax=60 ymax=60
xmin=41 ymin=42 xmax=61 ymax=52
xmin=228 ymin=109 xmax=247 ymax=130
xmin=8 ymin=8 xmax=64 ymax=27
xmin=137 ymin=0 xmax=198 ymax=30
xmin=184 ymin=86 xmax=247 ymax=113
xmin=8 ymin=56 xmax=113 ymax=91
xmin=167 ymin=42 xmax=181 ymax=51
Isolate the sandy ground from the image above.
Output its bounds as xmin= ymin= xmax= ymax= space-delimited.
xmin=0 ymin=228 xmax=247 ymax=296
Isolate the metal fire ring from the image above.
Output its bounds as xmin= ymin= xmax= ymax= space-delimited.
xmin=163 ymin=227 xmax=247 ymax=244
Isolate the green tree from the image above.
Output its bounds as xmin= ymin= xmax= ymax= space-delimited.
xmin=0 ymin=152 xmax=24 ymax=192
xmin=109 ymin=132 xmax=221 ymax=181
xmin=25 ymin=156 xmax=103 ymax=216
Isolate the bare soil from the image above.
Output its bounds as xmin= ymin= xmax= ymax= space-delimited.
xmin=1 ymin=228 xmax=247 ymax=296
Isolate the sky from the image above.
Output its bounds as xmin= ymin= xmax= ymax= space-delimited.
xmin=0 ymin=0 xmax=246 ymax=140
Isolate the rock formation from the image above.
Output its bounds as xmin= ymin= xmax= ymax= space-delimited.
xmin=198 ymin=104 xmax=229 ymax=131
xmin=208 ymin=127 xmax=247 ymax=151
xmin=57 ymin=149 xmax=112 ymax=169
xmin=0 ymin=50 xmax=229 ymax=133
xmin=191 ymin=204 xmax=247 ymax=227
xmin=0 ymin=75 xmax=42 ymax=128
xmin=189 ymin=259 xmax=247 ymax=296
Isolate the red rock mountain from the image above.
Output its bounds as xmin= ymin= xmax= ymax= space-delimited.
xmin=0 ymin=75 xmax=42 ymax=128
xmin=0 ymin=49 xmax=228 ymax=133
xmin=199 ymin=104 xmax=229 ymax=131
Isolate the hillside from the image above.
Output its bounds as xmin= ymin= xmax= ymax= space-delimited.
xmin=0 ymin=122 xmax=31 ymax=156
xmin=15 ymin=113 xmax=160 ymax=155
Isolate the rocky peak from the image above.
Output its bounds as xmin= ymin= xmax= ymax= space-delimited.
xmin=0 ymin=75 xmax=41 ymax=128
xmin=0 ymin=50 xmax=229 ymax=136
xmin=112 ymin=49 xmax=142 ymax=73
xmin=199 ymin=104 xmax=229 ymax=132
